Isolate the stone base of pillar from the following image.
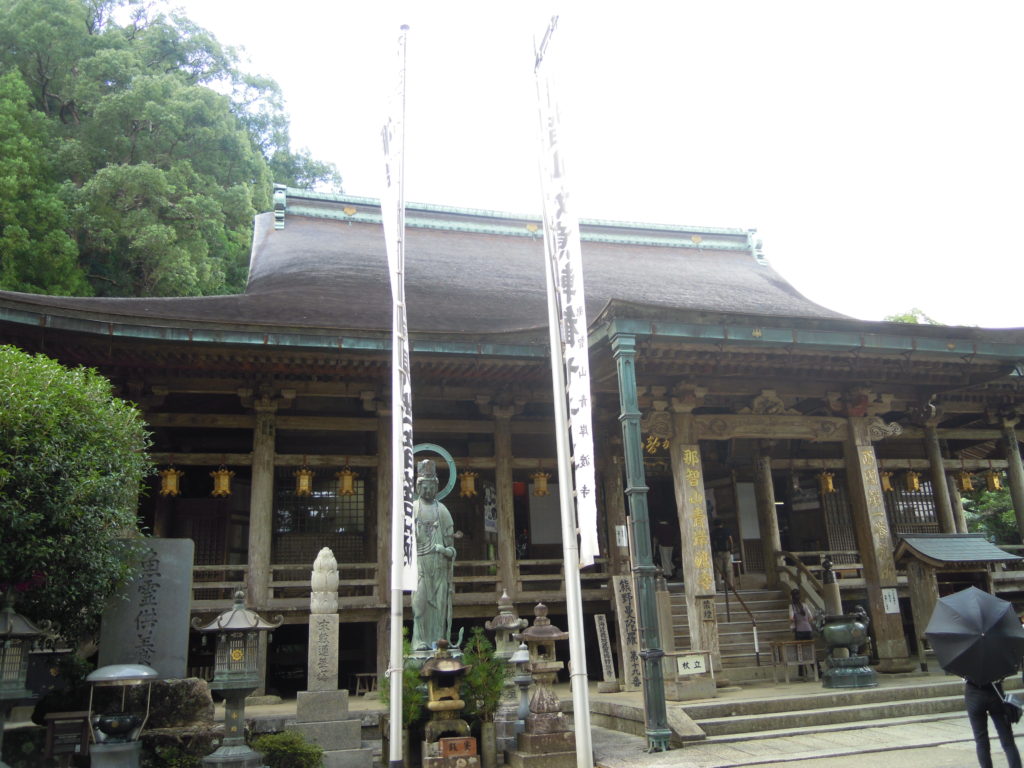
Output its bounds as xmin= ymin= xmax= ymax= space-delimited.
xmin=875 ymin=657 xmax=918 ymax=674
xmin=287 ymin=690 xmax=372 ymax=768
xmin=664 ymin=675 xmax=715 ymax=701
xmin=507 ymin=730 xmax=576 ymax=768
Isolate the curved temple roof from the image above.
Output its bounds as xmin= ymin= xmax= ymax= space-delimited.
xmin=0 ymin=189 xmax=848 ymax=344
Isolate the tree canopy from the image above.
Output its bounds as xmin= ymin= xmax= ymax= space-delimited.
xmin=883 ymin=308 xmax=941 ymax=325
xmin=0 ymin=345 xmax=152 ymax=641
xmin=0 ymin=0 xmax=341 ymax=298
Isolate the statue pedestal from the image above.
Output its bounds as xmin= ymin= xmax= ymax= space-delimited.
xmin=822 ymin=655 xmax=878 ymax=689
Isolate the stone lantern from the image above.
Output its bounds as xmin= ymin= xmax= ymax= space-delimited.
xmin=192 ymin=591 xmax=282 ymax=767
xmin=512 ymin=603 xmax=575 ymax=763
xmin=419 ymin=639 xmax=478 ymax=768
xmin=508 ymin=643 xmax=531 ymax=741
xmin=485 ymin=592 xmax=527 ymax=754
xmin=0 ymin=594 xmax=49 ymax=768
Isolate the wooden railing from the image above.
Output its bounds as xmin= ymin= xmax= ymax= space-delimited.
xmin=191 ymin=557 xmax=611 ymax=611
xmin=191 ymin=564 xmax=249 ymax=608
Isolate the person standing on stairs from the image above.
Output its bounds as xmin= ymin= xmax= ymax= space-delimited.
xmin=788 ymin=588 xmax=816 ymax=680
xmin=711 ymin=518 xmax=734 ymax=592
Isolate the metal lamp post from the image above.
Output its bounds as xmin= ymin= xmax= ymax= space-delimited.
xmin=192 ymin=591 xmax=282 ymax=768
xmin=0 ymin=593 xmax=49 ymax=768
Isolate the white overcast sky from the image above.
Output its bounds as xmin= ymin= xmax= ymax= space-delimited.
xmin=170 ymin=1 xmax=1023 ymax=329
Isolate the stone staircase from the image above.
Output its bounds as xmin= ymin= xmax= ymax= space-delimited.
xmin=684 ymin=678 xmax=968 ymax=741
xmin=589 ymin=672 xmax=1019 ymax=747
xmin=670 ymin=585 xmax=793 ymax=680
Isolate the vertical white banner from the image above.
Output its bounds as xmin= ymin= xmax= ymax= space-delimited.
xmin=381 ymin=25 xmax=417 ymax=593
xmin=535 ymin=18 xmax=600 ymax=567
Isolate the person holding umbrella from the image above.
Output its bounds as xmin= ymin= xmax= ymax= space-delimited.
xmin=925 ymin=586 xmax=1024 ymax=768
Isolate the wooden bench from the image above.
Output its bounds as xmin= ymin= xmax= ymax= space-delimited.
xmin=769 ymin=639 xmax=818 ymax=683
xmin=352 ymin=672 xmax=378 ymax=696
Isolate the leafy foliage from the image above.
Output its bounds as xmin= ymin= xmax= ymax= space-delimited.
xmin=380 ymin=630 xmax=428 ymax=727
xmin=460 ymin=627 xmax=510 ymax=723
xmin=964 ymin=485 xmax=1019 ymax=544
xmin=251 ymin=731 xmax=324 ymax=768
xmin=0 ymin=0 xmax=341 ymax=298
xmin=883 ymin=307 xmax=942 ymax=325
xmin=0 ymin=345 xmax=152 ymax=641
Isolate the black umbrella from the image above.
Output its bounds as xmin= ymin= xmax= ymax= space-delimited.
xmin=924 ymin=586 xmax=1024 ymax=685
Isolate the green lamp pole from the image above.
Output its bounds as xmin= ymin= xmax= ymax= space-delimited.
xmin=611 ymin=333 xmax=670 ymax=751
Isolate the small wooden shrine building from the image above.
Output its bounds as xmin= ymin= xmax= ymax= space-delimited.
xmin=2 ymin=186 xmax=1023 ymax=691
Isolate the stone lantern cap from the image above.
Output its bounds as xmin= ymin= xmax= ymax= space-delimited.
xmin=419 ymin=639 xmax=471 ymax=680
xmin=0 ymin=595 xmax=49 ymax=639
xmin=191 ymin=591 xmax=283 ymax=633
xmin=485 ymin=591 xmax=528 ymax=633
xmin=518 ymin=603 xmax=568 ymax=643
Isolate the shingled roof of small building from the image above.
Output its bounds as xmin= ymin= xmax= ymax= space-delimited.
xmin=894 ymin=534 xmax=1021 ymax=568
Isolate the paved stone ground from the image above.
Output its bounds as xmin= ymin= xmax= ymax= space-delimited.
xmin=592 ymin=714 xmax=1022 ymax=768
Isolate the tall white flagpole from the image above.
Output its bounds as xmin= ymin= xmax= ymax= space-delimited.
xmin=534 ymin=17 xmax=595 ymax=768
xmin=381 ymin=23 xmax=414 ymax=768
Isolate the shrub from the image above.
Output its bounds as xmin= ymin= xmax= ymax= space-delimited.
xmin=251 ymin=731 xmax=324 ymax=768
xmin=460 ymin=627 xmax=510 ymax=724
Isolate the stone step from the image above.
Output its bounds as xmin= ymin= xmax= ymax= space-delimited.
xmin=699 ymin=710 xmax=968 ymax=745
xmin=683 ymin=678 xmax=967 ymax=720
xmin=694 ymin=693 xmax=963 ymax=736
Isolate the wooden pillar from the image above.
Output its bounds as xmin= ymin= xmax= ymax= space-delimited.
xmin=1002 ymin=419 xmax=1024 ymax=539
xmin=376 ymin=409 xmax=393 ymax=603
xmin=610 ymin=333 xmax=670 ymax=751
xmin=247 ymin=399 xmax=276 ymax=609
xmin=669 ymin=412 xmax=720 ymax=671
xmin=924 ymin=425 xmax=956 ymax=534
xmin=602 ymin=452 xmax=630 ymax=578
xmin=947 ymin=473 xmax=969 ymax=533
xmin=843 ymin=418 xmax=913 ymax=672
xmin=247 ymin=397 xmax=277 ymax=696
xmin=753 ymin=444 xmax=782 ymax=588
xmin=493 ymin=408 xmax=517 ymax=598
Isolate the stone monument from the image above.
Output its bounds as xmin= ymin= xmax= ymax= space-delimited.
xmin=287 ymin=548 xmax=372 ymax=768
xmin=99 ymin=538 xmax=194 ymax=679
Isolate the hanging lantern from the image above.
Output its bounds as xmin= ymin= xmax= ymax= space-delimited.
xmin=955 ymin=471 xmax=974 ymax=493
xmin=458 ymin=471 xmax=479 ymax=498
xmin=817 ymin=471 xmax=835 ymax=495
xmin=159 ymin=467 xmax=184 ymax=497
xmin=531 ymin=471 xmax=550 ymax=497
xmin=986 ymin=469 xmax=1003 ymax=492
xmin=294 ymin=467 xmax=314 ymax=497
xmin=880 ymin=471 xmax=894 ymax=493
xmin=336 ymin=466 xmax=357 ymax=496
xmin=210 ymin=466 xmax=234 ymax=497
xmin=904 ymin=471 xmax=921 ymax=493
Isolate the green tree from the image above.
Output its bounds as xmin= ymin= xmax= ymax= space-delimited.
xmin=0 ymin=0 xmax=341 ymax=298
xmin=0 ymin=69 xmax=88 ymax=294
xmin=883 ymin=308 xmax=942 ymax=325
xmin=963 ymin=485 xmax=1018 ymax=544
xmin=0 ymin=345 xmax=152 ymax=641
